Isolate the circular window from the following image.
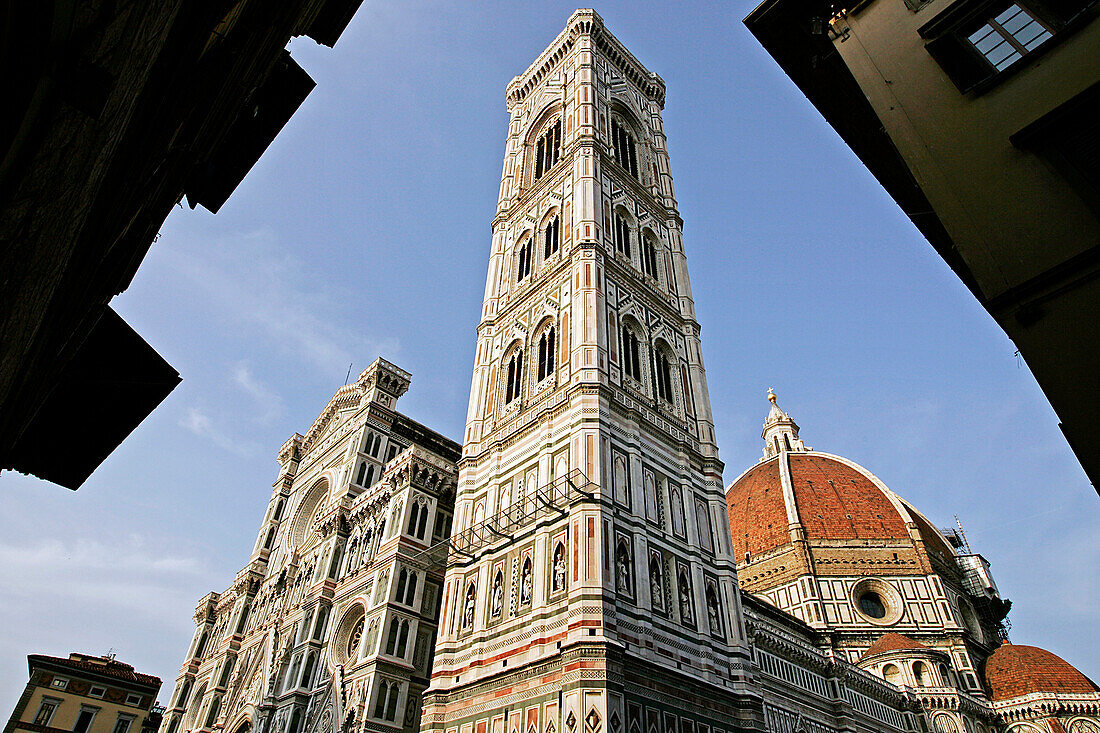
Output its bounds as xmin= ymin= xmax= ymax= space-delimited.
xmin=859 ymin=591 xmax=887 ymax=619
xmin=850 ymin=578 xmax=904 ymax=625
xmin=346 ymin=618 xmax=364 ymax=659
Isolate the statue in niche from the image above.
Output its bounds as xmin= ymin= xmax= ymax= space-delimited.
xmin=616 ymin=543 xmax=632 ymax=595
xmin=707 ymin=585 xmax=721 ymax=635
xmin=463 ymin=584 xmax=476 ymax=628
xmin=490 ymin=572 xmax=504 ymax=617
xmin=649 ymin=557 xmax=663 ymax=608
xmin=679 ymin=575 xmax=693 ymax=623
xmin=552 ymin=544 xmax=567 ymax=592
xmin=520 ymin=559 xmax=533 ymax=605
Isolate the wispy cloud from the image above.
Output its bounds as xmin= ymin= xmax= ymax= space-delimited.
xmin=233 ymin=361 xmax=283 ymax=424
xmin=161 ymin=227 xmax=400 ymax=376
xmin=179 ymin=407 xmax=260 ymax=457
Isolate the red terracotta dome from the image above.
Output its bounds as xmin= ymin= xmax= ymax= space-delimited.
xmin=726 ymin=452 xmax=928 ymax=560
xmin=984 ymin=643 xmax=1099 ymax=701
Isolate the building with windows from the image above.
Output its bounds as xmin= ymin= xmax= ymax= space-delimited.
xmin=742 ymin=0 xmax=1100 ymax=490
xmin=4 ymin=653 xmax=162 ymax=733
xmin=160 ymin=11 xmax=1099 ymax=733
xmin=726 ymin=391 xmax=1100 ymax=733
xmin=159 ymin=359 xmax=459 ymax=733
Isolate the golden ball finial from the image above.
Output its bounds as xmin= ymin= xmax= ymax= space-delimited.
xmin=767 ymin=387 xmax=777 ymax=404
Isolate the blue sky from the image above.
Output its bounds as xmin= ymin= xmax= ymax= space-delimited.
xmin=1 ymin=1 xmax=1096 ymax=711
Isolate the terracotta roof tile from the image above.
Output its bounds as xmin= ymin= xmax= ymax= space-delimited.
xmin=28 ymin=655 xmax=161 ymax=687
xmin=788 ymin=455 xmax=909 ymax=541
xmin=860 ymin=632 xmax=928 ymax=660
xmin=725 ymin=458 xmax=789 ymax=560
xmin=984 ymin=643 xmax=1099 ymax=701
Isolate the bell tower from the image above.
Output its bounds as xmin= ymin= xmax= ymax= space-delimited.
xmin=423 ymin=10 xmax=762 ymax=733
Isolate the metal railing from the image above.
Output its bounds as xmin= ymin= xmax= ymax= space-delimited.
xmin=412 ymin=469 xmax=596 ymax=568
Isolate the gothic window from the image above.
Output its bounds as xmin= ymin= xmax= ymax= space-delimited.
xmin=613 ymin=212 xmax=631 ymax=257
xmin=218 ymin=656 xmax=236 ymax=686
xmin=364 ymin=464 xmax=375 ymax=487
xmin=621 ymin=325 xmax=642 ymax=382
xmin=263 ymin=526 xmax=276 ymax=550
xmin=300 ymin=653 xmax=316 ymax=689
xmin=273 ymin=499 xmax=285 ymax=521
xmin=655 ymin=350 xmax=674 ymax=403
xmin=234 ymin=601 xmax=250 ymax=634
xmin=610 ymin=118 xmax=639 ymax=178
xmin=347 ymin=618 xmax=364 ymax=659
xmin=205 ymin=696 xmax=221 ymax=728
xmin=642 ymin=234 xmax=658 ymax=279
xmin=385 ymin=682 xmax=401 ymax=722
xmin=313 ymin=606 xmax=329 ymax=639
xmin=534 ymin=119 xmax=562 ymax=181
xmin=537 ymin=327 xmax=556 ymax=382
xmin=373 ymin=682 xmax=389 ymax=719
xmin=396 ymin=620 xmax=411 ymax=657
xmin=385 ymin=617 xmax=400 ymax=656
xmin=669 ymin=486 xmax=685 ymax=536
xmin=327 ymin=542 xmax=343 ymax=579
xmin=405 ymin=572 xmax=418 ymax=606
xmin=194 ymin=630 xmax=209 ymax=659
xmin=416 ymin=503 xmax=428 ymax=538
xmin=520 ymin=557 xmax=533 ymax=606
xmin=364 ymin=432 xmax=381 ymax=457
xmin=407 ymin=504 xmax=420 ymax=536
xmin=552 ymin=543 xmax=567 ymax=592
xmin=695 ymin=500 xmax=713 ymax=552
xmin=544 ymin=215 xmax=560 ymax=258
xmin=516 ymin=237 xmax=533 ymax=282
xmin=504 ymin=349 xmax=524 ymax=405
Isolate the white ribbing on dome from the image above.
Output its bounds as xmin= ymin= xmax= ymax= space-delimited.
xmin=761 ymin=388 xmax=809 ymax=460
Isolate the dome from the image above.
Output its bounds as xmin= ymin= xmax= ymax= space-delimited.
xmin=725 ymin=393 xmax=956 ymax=564
xmin=984 ymin=643 xmax=1100 ymax=701
xmin=859 ymin=632 xmax=929 ymax=661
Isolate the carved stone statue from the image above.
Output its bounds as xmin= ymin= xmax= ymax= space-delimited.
xmin=490 ymin=574 xmax=503 ymax=617
xmin=707 ymin=591 xmax=720 ymax=635
xmin=553 ymin=547 xmax=567 ymax=592
xmin=520 ymin=562 xmax=533 ymax=605
xmin=463 ymin=589 xmax=476 ymax=628
xmin=616 ymin=548 xmax=631 ymax=595
xmin=679 ymin=582 xmax=693 ymax=623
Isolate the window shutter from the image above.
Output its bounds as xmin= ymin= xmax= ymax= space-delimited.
xmin=925 ymin=34 xmax=995 ymax=91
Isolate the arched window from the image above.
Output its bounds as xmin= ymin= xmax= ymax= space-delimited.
xmin=364 ymin=432 xmax=381 ymax=457
xmin=385 ymin=617 xmax=400 ymax=656
xmin=516 ymin=237 xmax=533 ymax=282
xmin=655 ymin=350 xmax=674 ymax=403
xmin=218 ymin=656 xmax=236 ymax=687
xmin=312 ymin=606 xmax=329 ymax=640
xmin=165 ymin=718 xmax=179 ymax=733
xmin=610 ymin=118 xmax=638 ymax=178
xmin=621 ymin=325 xmax=642 ymax=382
xmin=534 ymin=119 xmax=562 ymax=180
xmin=273 ymin=499 xmax=285 ymax=521
xmin=396 ymin=620 xmax=410 ymax=657
xmin=374 ymin=682 xmax=388 ymax=719
xmin=882 ymin=663 xmax=902 ymax=685
xmin=263 ymin=527 xmax=276 ymax=550
xmin=384 ymin=682 xmax=400 ymax=721
xmin=194 ymin=630 xmax=209 ymax=659
xmin=355 ymin=462 xmax=367 ymax=485
xmin=405 ymin=572 xmax=418 ymax=606
xmin=327 ymin=543 xmax=343 ymax=579
xmin=913 ymin=661 xmax=928 ymax=687
xmin=537 ymin=327 xmax=556 ymax=382
xmin=407 ymin=505 xmax=420 ymax=536
xmin=416 ymin=503 xmax=428 ymax=539
xmin=504 ymin=349 xmax=524 ymax=405
xmin=205 ymin=695 xmax=221 ymax=728
xmin=544 ymin=216 xmax=560 ymax=258
xmin=300 ymin=654 xmax=315 ymax=689
xmin=288 ymin=710 xmax=301 ymax=733
xmin=234 ymin=602 xmax=250 ymax=634
xmin=175 ymin=679 xmax=192 ymax=710
xmin=642 ymin=234 xmax=658 ymax=278
xmin=364 ymin=464 xmax=375 ymax=487
xmin=396 ymin=569 xmax=408 ymax=601
xmin=613 ymin=212 xmax=631 ymax=257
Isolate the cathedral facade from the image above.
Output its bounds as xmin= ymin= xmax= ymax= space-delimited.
xmin=159 ymin=11 xmax=1099 ymax=733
